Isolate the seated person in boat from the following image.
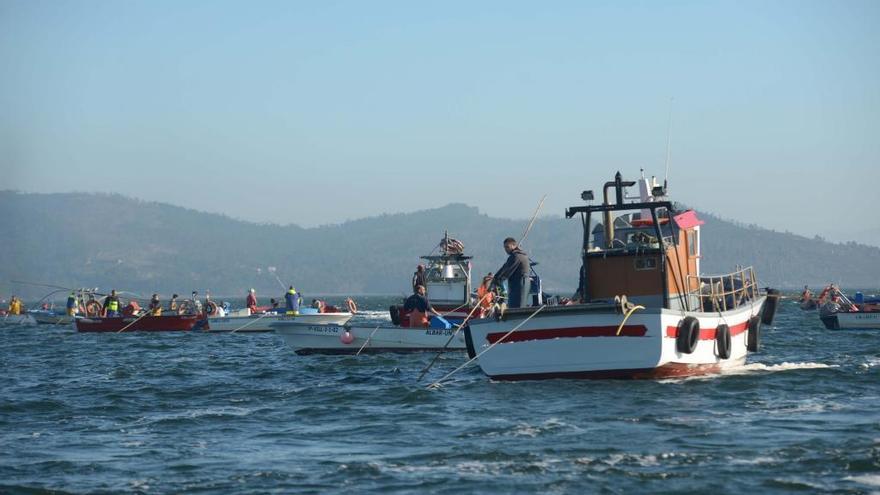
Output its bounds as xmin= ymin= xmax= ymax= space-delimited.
xmin=404 ymin=285 xmax=441 ymax=327
xmin=492 ymin=237 xmax=531 ymax=309
xmin=122 ymin=300 xmax=141 ymax=317
xmin=149 ymin=294 xmax=162 ymax=316
xmin=246 ymin=289 xmax=258 ymax=314
xmin=168 ymin=294 xmax=179 ymax=313
xmin=103 ymin=290 xmax=121 ymax=317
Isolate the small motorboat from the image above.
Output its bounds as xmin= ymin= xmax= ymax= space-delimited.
xmin=273 ymin=320 xmax=467 ymax=355
xmin=29 ymin=310 xmax=75 ymax=326
xmin=75 ymin=314 xmax=205 ymax=332
xmin=205 ymin=308 xmax=354 ymax=333
xmin=819 ymin=290 xmax=880 ymax=330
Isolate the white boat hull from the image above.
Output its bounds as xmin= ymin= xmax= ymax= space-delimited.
xmin=206 ymin=312 xmax=353 ymax=332
xmin=1 ymin=314 xmax=38 ymax=326
xmin=465 ymin=297 xmax=766 ymax=380
xmin=822 ymin=311 xmax=880 ymax=330
xmin=274 ymin=322 xmax=467 ymax=355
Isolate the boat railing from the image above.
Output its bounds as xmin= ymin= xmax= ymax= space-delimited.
xmin=686 ymin=266 xmax=759 ymax=312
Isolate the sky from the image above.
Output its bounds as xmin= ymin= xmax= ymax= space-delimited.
xmin=2 ymin=0 xmax=879 ymax=243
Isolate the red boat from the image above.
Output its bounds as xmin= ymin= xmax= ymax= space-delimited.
xmin=75 ymin=314 xmax=206 ymax=332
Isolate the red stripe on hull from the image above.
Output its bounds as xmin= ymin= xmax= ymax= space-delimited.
xmin=489 ymin=361 xmax=734 ymax=381
xmin=665 ymin=321 xmax=748 ymax=340
xmin=486 ymin=325 xmax=648 ymax=344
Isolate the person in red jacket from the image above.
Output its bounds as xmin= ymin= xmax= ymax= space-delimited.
xmin=246 ymin=289 xmax=258 ymax=314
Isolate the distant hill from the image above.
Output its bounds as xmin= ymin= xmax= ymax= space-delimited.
xmin=1 ymin=191 xmax=878 ymax=299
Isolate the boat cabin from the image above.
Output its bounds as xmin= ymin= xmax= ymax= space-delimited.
xmin=421 ymin=238 xmax=472 ymax=309
xmin=566 ymin=171 xmax=708 ymax=311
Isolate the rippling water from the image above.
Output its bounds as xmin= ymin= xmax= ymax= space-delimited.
xmin=2 ymin=297 xmax=879 ymax=493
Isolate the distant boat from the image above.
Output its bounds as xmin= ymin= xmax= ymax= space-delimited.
xmin=205 ymin=308 xmax=353 ymax=333
xmin=29 ymin=310 xmax=75 ymax=326
xmin=275 ymin=234 xmax=483 ymax=354
xmin=75 ymin=314 xmax=205 ymax=332
xmin=463 ymin=171 xmax=777 ymax=381
xmin=819 ymin=290 xmax=880 ymax=330
xmin=1 ymin=313 xmax=37 ymax=326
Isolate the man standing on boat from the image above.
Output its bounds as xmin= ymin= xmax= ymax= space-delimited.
xmin=66 ymin=292 xmax=78 ymax=317
xmin=492 ymin=237 xmax=531 ymax=309
xmin=285 ymin=286 xmax=300 ymax=315
xmin=246 ymin=289 xmax=258 ymax=314
xmin=103 ymin=290 xmax=121 ymax=317
xmin=412 ymin=264 xmax=427 ymax=293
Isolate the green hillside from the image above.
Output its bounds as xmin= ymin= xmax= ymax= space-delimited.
xmin=1 ymin=191 xmax=878 ymax=298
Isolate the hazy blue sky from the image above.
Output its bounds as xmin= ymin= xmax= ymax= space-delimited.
xmin=2 ymin=0 xmax=878 ymax=242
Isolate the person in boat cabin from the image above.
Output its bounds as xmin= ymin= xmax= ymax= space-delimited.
xmin=246 ymin=289 xmax=258 ymax=314
xmin=311 ymin=299 xmax=324 ymax=312
xmin=66 ymin=292 xmax=78 ymax=316
xmin=404 ymin=284 xmax=442 ymax=327
xmin=168 ymin=294 xmax=179 ymax=313
xmin=102 ymin=290 xmax=121 ymax=317
xmin=285 ymin=286 xmax=300 ymax=315
xmin=412 ymin=264 xmax=427 ymax=292
xmin=476 ymin=275 xmax=495 ymax=316
xmin=149 ymin=294 xmax=162 ymax=316
xmin=8 ymin=295 xmax=22 ymax=315
xmin=492 ymin=237 xmax=531 ymax=309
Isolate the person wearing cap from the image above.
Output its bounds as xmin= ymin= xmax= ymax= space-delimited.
xmin=412 ymin=264 xmax=427 ymax=293
xmin=246 ymin=289 xmax=258 ymax=314
xmin=149 ymin=293 xmax=162 ymax=316
xmin=492 ymin=237 xmax=531 ymax=309
xmin=102 ymin=289 xmax=121 ymax=317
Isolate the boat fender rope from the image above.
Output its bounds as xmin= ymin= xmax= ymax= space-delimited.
xmin=615 ymin=305 xmax=646 ymax=336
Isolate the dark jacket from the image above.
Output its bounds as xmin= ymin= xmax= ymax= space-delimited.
xmin=403 ymin=293 xmax=433 ymax=313
xmin=493 ymin=248 xmax=530 ymax=285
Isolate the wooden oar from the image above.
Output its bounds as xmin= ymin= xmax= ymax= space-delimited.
xmin=427 ymin=304 xmax=546 ymax=389
xmin=355 ymin=325 xmax=381 ymax=356
xmin=116 ymin=310 xmax=153 ymax=333
xmin=230 ymin=311 xmax=273 ymax=333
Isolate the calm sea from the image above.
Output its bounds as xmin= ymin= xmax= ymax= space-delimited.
xmin=1 ymin=296 xmax=879 ymax=494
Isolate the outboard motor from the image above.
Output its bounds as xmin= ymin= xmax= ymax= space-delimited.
xmin=761 ymin=288 xmax=780 ymax=325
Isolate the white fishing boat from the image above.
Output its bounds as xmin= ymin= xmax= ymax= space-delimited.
xmin=463 ymin=171 xmax=778 ymax=381
xmin=275 ymin=234 xmax=481 ymax=353
xmin=205 ymin=308 xmax=354 ymax=332
xmin=274 ymin=322 xmax=467 ymax=355
xmin=29 ymin=310 xmax=75 ymax=326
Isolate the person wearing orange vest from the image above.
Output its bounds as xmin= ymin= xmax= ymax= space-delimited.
xmin=404 ymin=285 xmax=440 ymax=327
xmin=476 ymin=275 xmax=495 ymax=316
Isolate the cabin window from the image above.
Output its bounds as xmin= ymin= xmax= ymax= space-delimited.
xmin=634 ymin=258 xmax=658 ymax=271
xmin=687 ymin=231 xmax=697 ymax=258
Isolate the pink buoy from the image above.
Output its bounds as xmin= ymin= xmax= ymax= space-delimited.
xmin=340 ymin=330 xmax=355 ymax=344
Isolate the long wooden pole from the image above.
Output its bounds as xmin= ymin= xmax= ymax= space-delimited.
xmin=355 ymin=325 xmax=381 ymax=356
xmin=116 ymin=310 xmax=153 ymax=333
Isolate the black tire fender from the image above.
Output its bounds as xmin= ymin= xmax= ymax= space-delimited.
xmin=676 ymin=316 xmax=700 ymax=354
xmin=747 ymin=316 xmax=761 ymax=352
xmin=715 ymin=324 xmax=731 ymax=359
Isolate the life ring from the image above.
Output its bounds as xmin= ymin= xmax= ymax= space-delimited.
xmin=340 ymin=329 xmax=355 ymax=344
xmin=346 ymin=299 xmax=357 ymax=314
xmin=389 ymin=305 xmax=400 ymax=325
xmin=747 ymin=316 xmax=761 ymax=352
xmin=715 ymin=324 xmax=731 ymax=359
xmin=84 ymin=300 xmax=102 ymax=317
xmin=676 ymin=316 xmax=700 ymax=354
xmin=205 ymin=301 xmax=218 ymax=316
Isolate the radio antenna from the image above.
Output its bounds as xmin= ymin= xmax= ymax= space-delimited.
xmin=663 ymin=96 xmax=674 ymax=192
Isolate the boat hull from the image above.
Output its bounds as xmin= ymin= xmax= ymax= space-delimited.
xmin=75 ymin=315 xmax=204 ymax=332
xmin=465 ymin=297 xmax=765 ymax=381
xmin=29 ymin=311 xmax=75 ymax=325
xmin=1 ymin=314 xmax=37 ymax=326
xmin=274 ymin=322 xmax=467 ymax=355
xmin=205 ymin=312 xmax=353 ymax=332
xmin=821 ymin=311 xmax=880 ymax=330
